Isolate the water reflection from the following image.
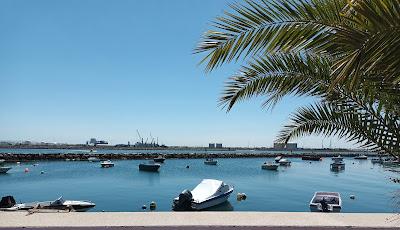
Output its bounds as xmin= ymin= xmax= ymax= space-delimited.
xmin=203 ymin=201 xmax=234 ymax=211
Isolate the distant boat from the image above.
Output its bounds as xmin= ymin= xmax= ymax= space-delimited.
xmin=88 ymin=157 xmax=101 ymax=162
xmin=274 ymin=156 xmax=282 ymax=163
xmin=139 ymin=161 xmax=161 ymax=172
xmin=278 ymin=158 xmax=291 ymax=166
xmin=172 ymin=179 xmax=234 ymax=211
xmin=302 ymin=155 xmax=322 ymax=161
xmin=100 ymin=160 xmax=114 ymax=168
xmin=153 ymin=155 xmax=166 ymax=163
xmin=331 ymin=155 xmax=343 ymax=162
xmin=204 ymin=159 xmax=217 ymax=165
xmin=261 ymin=162 xmax=279 ymax=170
xmin=354 ymin=155 xmax=368 ymax=160
xmin=0 ymin=166 xmax=11 ymax=173
xmin=309 ymin=192 xmax=341 ymax=212
xmin=0 ymin=196 xmax=95 ymax=212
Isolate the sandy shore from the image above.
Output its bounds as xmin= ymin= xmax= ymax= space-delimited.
xmin=0 ymin=212 xmax=399 ymax=228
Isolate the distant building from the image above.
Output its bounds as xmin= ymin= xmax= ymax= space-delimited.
xmin=215 ymin=143 xmax=223 ymax=148
xmin=89 ymin=138 xmax=108 ymax=146
xmin=89 ymin=138 xmax=97 ymax=145
xmin=209 ymin=143 xmax=216 ymax=148
xmin=273 ymin=142 xmax=297 ymax=150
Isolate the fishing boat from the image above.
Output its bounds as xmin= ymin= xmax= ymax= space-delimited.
xmin=204 ymin=159 xmax=218 ymax=165
xmin=261 ymin=162 xmax=279 ymax=170
xmin=330 ymin=161 xmax=345 ymax=170
xmin=153 ymin=155 xmax=166 ymax=163
xmin=302 ymin=155 xmax=322 ymax=161
xmin=100 ymin=160 xmax=114 ymax=168
xmin=139 ymin=161 xmax=161 ymax=172
xmin=278 ymin=158 xmax=291 ymax=166
xmin=309 ymin=192 xmax=341 ymax=212
xmin=274 ymin=156 xmax=282 ymax=163
xmin=0 ymin=196 xmax=95 ymax=212
xmin=0 ymin=166 xmax=11 ymax=173
xmin=172 ymin=179 xmax=234 ymax=211
xmin=88 ymin=157 xmax=101 ymax=162
xmin=354 ymin=155 xmax=368 ymax=160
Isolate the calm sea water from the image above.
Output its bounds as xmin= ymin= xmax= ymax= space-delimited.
xmin=0 ymin=157 xmax=399 ymax=212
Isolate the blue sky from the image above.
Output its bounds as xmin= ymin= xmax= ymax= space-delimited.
xmin=0 ymin=0 xmax=356 ymax=148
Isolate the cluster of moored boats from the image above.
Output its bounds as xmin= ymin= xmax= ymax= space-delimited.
xmin=97 ymin=155 xmax=166 ymax=172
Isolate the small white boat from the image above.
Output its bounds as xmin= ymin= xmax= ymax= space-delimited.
xmin=309 ymin=192 xmax=341 ymax=212
xmin=0 ymin=159 xmax=5 ymax=164
xmin=0 ymin=166 xmax=11 ymax=173
xmin=354 ymin=155 xmax=368 ymax=160
xmin=204 ymin=159 xmax=217 ymax=165
xmin=330 ymin=161 xmax=345 ymax=170
xmin=88 ymin=157 xmax=101 ymax=162
xmin=331 ymin=155 xmax=343 ymax=162
xmin=274 ymin=156 xmax=282 ymax=163
xmin=261 ymin=162 xmax=279 ymax=170
xmin=278 ymin=158 xmax=291 ymax=166
xmin=172 ymin=179 xmax=234 ymax=211
xmin=100 ymin=160 xmax=114 ymax=168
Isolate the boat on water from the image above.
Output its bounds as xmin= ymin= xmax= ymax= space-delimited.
xmin=204 ymin=159 xmax=218 ymax=165
xmin=331 ymin=155 xmax=343 ymax=161
xmin=278 ymin=158 xmax=291 ymax=166
xmin=0 ymin=166 xmax=11 ymax=173
xmin=88 ymin=157 xmax=101 ymax=162
xmin=330 ymin=161 xmax=345 ymax=170
xmin=172 ymin=179 xmax=234 ymax=211
xmin=153 ymin=155 xmax=166 ymax=163
xmin=354 ymin=155 xmax=368 ymax=160
xmin=261 ymin=162 xmax=279 ymax=170
xmin=274 ymin=156 xmax=282 ymax=163
xmin=302 ymin=155 xmax=322 ymax=161
xmin=309 ymin=192 xmax=341 ymax=212
xmin=139 ymin=161 xmax=161 ymax=172
xmin=100 ymin=160 xmax=114 ymax=168
xmin=0 ymin=196 xmax=95 ymax=212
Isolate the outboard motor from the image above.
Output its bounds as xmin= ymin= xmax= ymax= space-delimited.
xmin=0 ymin=196 xmax=16 ymax=208
xmin=172 ymin=190 xmax=193 ymax=211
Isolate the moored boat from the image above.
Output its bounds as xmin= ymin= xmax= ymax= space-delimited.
xmin=172 ymin=179 xmax=233 ymax=211
xmin=261 ymin=162 xmax=279 ymax=170
xmin=274 ymin=156 xmax=282 ymax=163
xmin=302 ymin=155 xmax=322 ymax=161
xmin=331 ymin=155 xmax=343 ymax=162
xmin=139 ymin=161 xmax=161 ymax=172
xmin=330 ymin=161 xmax=345 ymax=170
xmin=153 ymin=155 xmax=166 ymax=163
xmin=309 ymin=192 xmax=341 ymax=212
xmin=354 ymin=155 xmax=368 ymax=160
xmin=0 ymin=166 xmax=11 ymax=173
xmin=204 ymin=158 xmax=217 ymax=165
xmin=278 ymin=158 xmax=291 ymax=166
xmin=100 ymin=160 xmax=114 ymax=168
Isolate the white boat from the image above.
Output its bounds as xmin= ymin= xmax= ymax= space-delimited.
xmin=331 ymin=155 xmax=343 ymax=162
xmin=278 ymin=158 xmax=291 ymax=166
xmin=204 ymin=159 xmax=217 ymax=165
xmin=330 ymin=161 xmax=345 ymax=170
xmin=0 ymin=159 xmax=5 ymax=164
xmin=0 ymin=166 xmax=11 ymax=173
xmin=100 ymin=160 xmax=114 ymax=168
xmin=0 ymin=196 xmax=95 ymax=212
xmin=274 ymin=156 xmax=282 ymax=163
xmin=309 ymin=192 xmax=341 ymax=212
xmin=261 ymin=162 xmax=279 ymax=170
xmin=354 ymin=155 xmax=368 ymax=160
xmin=88 ymin=157 xmax=101 ymax=162
xmin=172 ymin=179 xmax=234 ymax=211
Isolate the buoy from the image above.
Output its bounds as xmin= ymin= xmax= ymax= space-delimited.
xmin=41 ymin=171 xmax=45 ymax=174
xmin=186 ymin=165 xmax=189 ymax=169
xmin=16 ymin=162 xmax=20 ymax=164
xmin=350 ymin=195 xmax=355 ymax=199
xmin=237 ymin=193 xmax=247 ymax=201
xmin=150 ymin=201 xmax=157 ymax=210
xmin=24 ymin=168 xmax=29 ymax=173
xmin=142 ymin=205 xmax=147 ymax=210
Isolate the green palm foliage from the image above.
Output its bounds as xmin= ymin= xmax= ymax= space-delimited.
xmin=196 ymin=0 xmax=400 ymax=157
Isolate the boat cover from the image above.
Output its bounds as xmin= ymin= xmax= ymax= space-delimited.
xmin=191 ymin=179 xmax=223 ymax=202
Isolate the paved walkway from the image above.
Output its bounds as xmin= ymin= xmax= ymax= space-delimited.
xmin=0 ymin=212 xmax=399 ymax=229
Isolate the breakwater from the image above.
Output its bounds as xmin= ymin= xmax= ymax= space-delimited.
xmin=0 ymin=152 xmax=377 ymax=162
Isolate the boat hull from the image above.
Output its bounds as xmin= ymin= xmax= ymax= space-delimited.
xmin=191 ymin=188 xmax=233 ymax=210
xmin=309 ymin=204 xmax=341 ymax=212
xmin=261 ymin=164 xmax=278 ymax=170
xmin=154 ymin=158 xmax=165 ymax=163
xmin=139 ymin=164 xmax=160 ymax=172
xmin=0 ymin=167 xmax=11 ymax=173
xmin=204 ymin=161 xmax=217 ymax=165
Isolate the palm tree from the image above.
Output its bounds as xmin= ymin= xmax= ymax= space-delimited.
xmin=196 ymin=0 xmax=400 ymax=157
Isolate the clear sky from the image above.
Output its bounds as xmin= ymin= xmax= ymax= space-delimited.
xmin=0 ymin=0 xmax=357 ymax=148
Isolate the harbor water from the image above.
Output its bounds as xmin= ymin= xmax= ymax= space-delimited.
xmin=0 ymin=157 xmax=399 ymax=212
